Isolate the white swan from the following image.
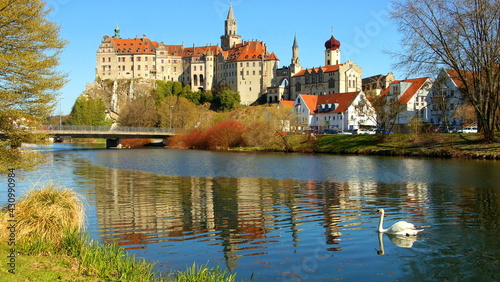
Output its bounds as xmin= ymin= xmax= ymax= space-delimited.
xmin=375 ymin=208 xmax=423 ymax=236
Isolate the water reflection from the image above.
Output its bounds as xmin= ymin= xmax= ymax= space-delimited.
xmin=14 ymin=146 xmax=500 ymax=281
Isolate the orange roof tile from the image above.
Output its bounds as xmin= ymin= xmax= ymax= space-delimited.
xmin=297 ymin=94 xmax=318 ymax=112
xmin=183 ymin=45 xmax=222 ymax=57
xmin=279 ymin=100 xmax=295 ymax=108
xmin=225 ymin=41 xmax=279 ymax=62
xmin=316 ymin=92 xmax=360 ymax=113
xmin=445 ymin=69 xmax=472 ymax=89
xmin=112 ymin=37 xmax=158 ymax=54
xmin=381 ymin=77 xmax=430 ymax=104
xmin=293 ymin=64 xmax=343 ymax=77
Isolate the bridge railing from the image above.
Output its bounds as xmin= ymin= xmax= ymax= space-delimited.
xmin=39 ymin=125 xmax=174 ymax=133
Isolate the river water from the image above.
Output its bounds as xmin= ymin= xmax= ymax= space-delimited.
xmin=9 ymin=144 xmax=500 ymax=281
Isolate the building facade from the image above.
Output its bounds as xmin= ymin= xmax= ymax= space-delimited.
xmin=267 ymin=33 xmax=363 ymax=103
xmin=95 ymin=6 xmax=279 ymax=105
xmin=292 ymin=91 xmax=376 ymax=131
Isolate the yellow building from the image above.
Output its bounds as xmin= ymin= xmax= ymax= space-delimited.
xmin=95 ymin=6 xmax=279 ymax=105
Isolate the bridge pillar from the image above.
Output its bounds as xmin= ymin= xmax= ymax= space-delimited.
xmin=106 ymin=138 xmax=121 ymax=149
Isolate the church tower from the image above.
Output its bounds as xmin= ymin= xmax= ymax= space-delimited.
xmin=221 ymin=5 xmax=242 ymax=50
xmin=324 ymin=33 xmax=341 ymax=66
xmin=290 ymin=34 xmax=301 ymax=74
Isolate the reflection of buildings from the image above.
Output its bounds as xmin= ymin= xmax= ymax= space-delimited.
xmin=86 ymin=162 xmax=431 ymax=271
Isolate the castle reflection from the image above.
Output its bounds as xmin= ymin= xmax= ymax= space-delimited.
xmin=83 ymin=165 xmax=430 ymax=270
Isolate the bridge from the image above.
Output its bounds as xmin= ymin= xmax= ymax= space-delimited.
xmin=37 ymin=125 xmax=176 ymax=148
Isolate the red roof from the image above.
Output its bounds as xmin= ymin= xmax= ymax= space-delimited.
xmin=279 ymin=100 xmax=295 ymax=108
xmin=224 ymin=41 xmax=279 ymax=62
xmin=297 ymin=95 xmax=318 ymax=113
xmin=445 ymin=69 xmax=472 ymax=89
xmin=325 ymin=35 xmax=341 ymax=51
xmin=293 ymin=64 xmax=343 ymax=77
xmin=316 ymin=92 xmax=360 ymax=113
xmin=183 ymin=45 xmax=222 ymax=57
xmin=112 ymin=37 xmax=158 ymax=54
xmin=381 ymin=77 xmax=430 ymax=104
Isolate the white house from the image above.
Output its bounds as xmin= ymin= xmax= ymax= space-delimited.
xmin=380 ymin=77 xmax=432 ymax=128
xmin=291 ymin=91 xmax=377 ymax=131
xmin=427 ymin=69 xmax=466 ymax=126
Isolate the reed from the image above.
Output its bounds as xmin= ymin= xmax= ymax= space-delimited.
xmin=168 ymin=262 xmax=240 ymax=282
xmin=0 ymin=184 xmax=85 ymax=253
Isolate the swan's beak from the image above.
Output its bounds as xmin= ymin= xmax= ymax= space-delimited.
xmin=375 ymin=210 xmax=380 ymax=214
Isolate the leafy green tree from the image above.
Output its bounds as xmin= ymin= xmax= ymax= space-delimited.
xmin=213 ymin=89 xmax=241 ymax=112
xmin=66 ymin=96 xmax=111 ymax=126
xmin=172 ymin=81 xmax=183 ymax=96
xmin=0 ymin=0 xmax=67 ymax=172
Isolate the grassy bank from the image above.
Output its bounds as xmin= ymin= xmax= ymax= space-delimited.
xmin=0 ymin=186 xmax=240 ymax=281
xmin=313 ymin=133 xmax=500 ymax=159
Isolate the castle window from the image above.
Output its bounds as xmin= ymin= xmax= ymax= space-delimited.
xmin=193 ymin=74 xmax=198 ymax=86
xmin=200 ymin=66 xmax=203 ymax=71
xmin=145 ymin=57 xmax=148 ymax=61
xmin=200 ymin=74 xmax=204 ymax=84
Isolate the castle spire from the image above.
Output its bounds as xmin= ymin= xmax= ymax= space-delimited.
xmin=227 ymin=3 xmax=235 ymax=20
xmin=292 ymin=33 xmax=298 ymax=48
xmin=221 ymin=3 xmax=241 ymax=50
xmin=291 ymin=34 xmax=301 ymax=74
xmin=114 ymin=25 xmax=121 ymax=39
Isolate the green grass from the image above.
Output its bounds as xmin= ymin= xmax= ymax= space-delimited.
xmin=314 ymin=133 xmax=500 ymax=159
xmin=0 ymin=185 xmax=241 ymax=281
xmin=167 ymin=262 xmax=241 ymax=282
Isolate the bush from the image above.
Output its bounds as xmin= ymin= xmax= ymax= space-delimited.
xmin=0 ymin=185 xmax=84 ymax=253
xmin=169 ymin=120 xmax=246 ymax=150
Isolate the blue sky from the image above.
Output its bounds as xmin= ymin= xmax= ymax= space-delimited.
xmin=47 ymin=0 xmax=405 ymax=115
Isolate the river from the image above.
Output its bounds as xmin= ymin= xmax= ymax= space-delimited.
xmin=9 ymin=144 xmax=500 ymax=281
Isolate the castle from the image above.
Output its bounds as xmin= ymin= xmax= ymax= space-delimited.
xmin=96 ymin=5 xmax=278 ymax=105
xmin=96 ymin=5 xmax=362 ymax=105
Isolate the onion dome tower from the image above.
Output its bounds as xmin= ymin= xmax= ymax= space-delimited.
xmin=325 ymin=33 xmax=341 ymax=66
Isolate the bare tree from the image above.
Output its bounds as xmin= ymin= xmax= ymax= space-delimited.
xmin=390 ymin=0 xmax=500 ymax=141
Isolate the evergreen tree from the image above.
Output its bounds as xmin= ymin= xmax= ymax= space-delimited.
xmin=0 ymin=0 xmax=67 ymax=172
xmin=66 ymin=96 xmax=110 ymax=126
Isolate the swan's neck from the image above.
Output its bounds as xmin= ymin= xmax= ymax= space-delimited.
xmin=378 ymin=211 xmax=386 ymax=232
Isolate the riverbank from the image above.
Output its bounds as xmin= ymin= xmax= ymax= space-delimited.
xmin=229 ymin=132 xmax=500 ymax=160
xmin=0 ymin=186 xmax=240 ymax=281
xmin=313 ymin=133 xmax=500 ymax=159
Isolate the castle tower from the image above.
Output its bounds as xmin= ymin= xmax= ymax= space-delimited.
xmin=324 ymin=33 xmax=341 ymax=66
xmin=290 ymin=34 xmax=301 ymax=74
xmin=220 ymin=5 xmax=242 ymax=50
xmin=113 ymin=25 xmax=121 ymax=39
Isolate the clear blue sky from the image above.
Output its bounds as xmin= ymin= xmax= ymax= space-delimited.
xmin=47 ymin=0 xmax=405 ymax=115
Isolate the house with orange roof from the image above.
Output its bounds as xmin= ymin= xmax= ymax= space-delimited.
xmin=427 ymin=69 xmax=468 ymax=127
xmin=95 ymin=5 xmax=278 ymax=105
xmin=292 ymin=91 xmax=376 ymax=131
xmin=380 ymin=77 xmax=432 ymax=131
xmin=266 ymin=32 xmax=362 ymax=103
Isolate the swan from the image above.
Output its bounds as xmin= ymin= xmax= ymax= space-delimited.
xmin=375 ymin=208 xmax=423 ymax=236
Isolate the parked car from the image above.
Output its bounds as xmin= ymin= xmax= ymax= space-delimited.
xmin=359 ymin=128 xmax=376 ymax=134
xmin=375 ymin=129 xmax=394 ymax=134
xmin=462 ymin=126 xmax=478 ymax=133
xmin=337 ymin=130 xmax=352 ymax=135
xmin=321 ymin=129 xmax=338 ymax=134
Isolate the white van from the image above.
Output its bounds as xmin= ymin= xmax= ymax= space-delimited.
xmin=462 ymin=126 xmax=478 ymax=133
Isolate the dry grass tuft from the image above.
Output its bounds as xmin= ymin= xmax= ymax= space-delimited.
xmin=0 ymin=185 xmax=85 ymax=246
